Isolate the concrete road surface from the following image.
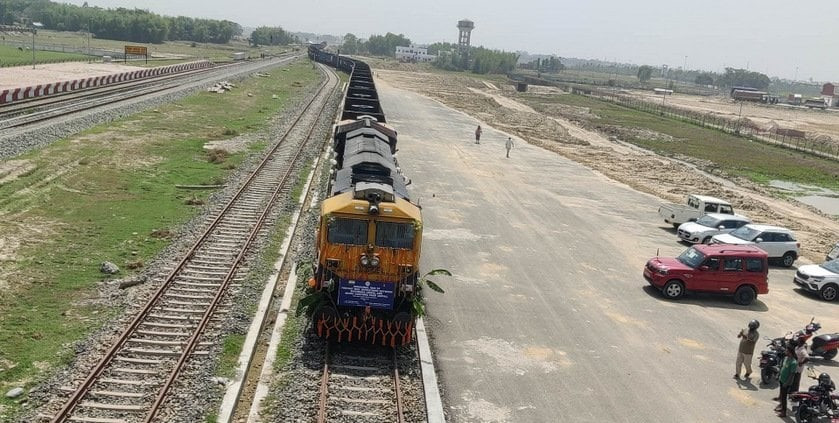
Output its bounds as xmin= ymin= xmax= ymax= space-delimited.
xmin=376 ymin=79 xmax=839 ymax=423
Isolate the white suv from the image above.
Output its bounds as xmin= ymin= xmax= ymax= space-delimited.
xmin=711 ymin=224 xmax=800 ymax=267
xmin=677 ymin=213 xmax=751 ymax=244
xmin=794 ymin=260 xmax=839 ymax=301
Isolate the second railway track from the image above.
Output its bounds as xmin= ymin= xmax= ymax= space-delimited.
xmin=42 ymin=63 xmax=339 ymax=423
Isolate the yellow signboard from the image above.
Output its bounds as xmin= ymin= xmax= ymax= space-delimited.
xmin=124 ymin=45 xmax=148 ymax=56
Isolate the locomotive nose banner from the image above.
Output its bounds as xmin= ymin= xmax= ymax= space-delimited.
xmin=338 ymin=279 xmax=395 ymax=309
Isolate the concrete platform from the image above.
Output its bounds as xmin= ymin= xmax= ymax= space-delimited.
xmin=376 ymin=79 xmax=839 ymax=422
xmin=0 ymin=62 xmax=145 ymax=90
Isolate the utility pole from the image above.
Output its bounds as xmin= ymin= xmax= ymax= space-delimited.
xmin=31 ymin=22 xmax=42 ymax=70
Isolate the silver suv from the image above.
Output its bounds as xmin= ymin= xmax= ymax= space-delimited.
xmin=677 ymin=213 xmax=751 ymax=244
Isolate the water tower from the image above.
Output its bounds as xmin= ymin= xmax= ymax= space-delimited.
xmin=457 ymin=19 xmax=474 ymax=51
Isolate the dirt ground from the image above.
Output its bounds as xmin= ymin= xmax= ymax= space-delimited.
xmin=625 ymin=89 xmax=839 ymax=141
xmin=374 ymin=69 xmax=839 ymax=263
xmin=0 ymin=62 xmax=145 ymax=90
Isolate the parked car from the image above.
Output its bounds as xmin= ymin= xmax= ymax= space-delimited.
xmin=658 ymin=194 xmax=735 ymax=228
xmin=827 ymin=241 xmax=839 ymax=262
xmin=711 ymin=224 xmax=799 ymax=267
xmin=794 ymin=260 xmax=839 ymax=301
xmin=643 ymin=244 xmax=769 ymax=305
xmin=677 ymin=213 xmax=751 ymax=244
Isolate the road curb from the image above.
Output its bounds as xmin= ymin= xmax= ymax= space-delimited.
xmin=416 ymin=317 xmax=446 ymax=423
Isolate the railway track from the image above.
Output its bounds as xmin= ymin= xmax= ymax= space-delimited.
xmin=0 ymin=56 xmax=291 ymax=131
xmin=44 ymin=63 xmax=339 ymax=423
xmin=317 ymin=344 xmax=406 ymax=423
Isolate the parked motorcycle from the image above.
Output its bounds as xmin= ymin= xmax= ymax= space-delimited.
xmin=760 ymin=337 xmax=786 ymax=385
xmin=774 ymin=319 xmax=839 ymax=361
xmin=790 ymin=369 xmax=838 ymax=423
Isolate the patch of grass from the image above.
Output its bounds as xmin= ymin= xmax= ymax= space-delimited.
xmin=523 ymin=93 xmax=839 ymax=190
xmin=217 ymin=334 xmax=245 ymax=378
xmin=274 ymin=312 xmax=300 ymax=371
xmin=0 ymin=60 xmax=321 ymax=415
xmin=0 ymin=45 xmax=86 ymax=67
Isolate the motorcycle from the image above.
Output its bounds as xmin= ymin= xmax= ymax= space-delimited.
xmin=775 ymin=319 xmax=839 ymax=361
xmin=790 ymin=368 xmax=838 ymax=423
xmin=760 ymin=337 xmax=786 ymax=385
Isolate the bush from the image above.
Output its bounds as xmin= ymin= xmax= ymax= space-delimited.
xmin=207 ymin=148 xmax=229 ymax=163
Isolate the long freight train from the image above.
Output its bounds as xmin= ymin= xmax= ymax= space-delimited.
xmin=307 ymin=45 xmax=422 ymax=346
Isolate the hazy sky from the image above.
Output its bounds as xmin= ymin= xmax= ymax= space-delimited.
xmin=66 ymin=0 xmax=839 ymax=81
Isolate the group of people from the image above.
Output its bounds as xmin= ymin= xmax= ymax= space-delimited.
xmin=735 ymin=319 xmax=833 ymax=418
xmin=474 ymin=125 xmax=515 ymax=158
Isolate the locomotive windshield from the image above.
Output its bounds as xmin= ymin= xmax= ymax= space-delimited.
xmin=327 ymin=218 xmax=369 ymax=245
xmin=375 ymin=221 xmax=415 ymax=249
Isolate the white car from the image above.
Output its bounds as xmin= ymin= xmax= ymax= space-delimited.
xmin=827 ymin=241 xmax=839 ymax=262
xmin=711 ymin=224 xmax=800 ymax=267
xmin=794 ymin=260 xmax=839 ymax=301
xmin=677 ymin=213 xmax=751 ymax=244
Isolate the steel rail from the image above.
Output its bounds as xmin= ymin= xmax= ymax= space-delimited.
xmin=145 ymin=65 xmax=340 ymax=423
xmin=316 ymin=346 xmax=406 ymax=423
xmin=50 ymin=64 xmax=335 ymax=423
xmin=393 ymin=349 xmax=406 ymax=423
xmin=1 ymin=56 xmax=295 ymax=130
xmin=0 ymin=61 xmax=235 ymax=116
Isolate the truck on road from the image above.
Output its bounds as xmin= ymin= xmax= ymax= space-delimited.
xmin=658 ymin=194 xmax=734 ymax=227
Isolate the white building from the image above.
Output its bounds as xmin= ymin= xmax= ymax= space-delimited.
xmin=395 ymin=45 xmax=436 ymax=63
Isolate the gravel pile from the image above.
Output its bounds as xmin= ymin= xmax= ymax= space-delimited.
xmin=20 ymin=65 xmax=333 ymax=422
xmin=0 ymin=56 xmax=302 ymax=162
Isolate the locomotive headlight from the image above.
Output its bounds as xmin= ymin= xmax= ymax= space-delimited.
xmin=370 ymin=256 xmax=380 ymax=267
xmin=360 ymin=255 xmax=370 ymax=266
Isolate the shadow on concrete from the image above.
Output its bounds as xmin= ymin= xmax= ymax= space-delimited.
xmin=735 ymin=376 xmax=759 ymax=391
xmin=641 ymin=285 xmax=770 ymax=312
xmin=790 ymin=287 xmax=824 ymax=302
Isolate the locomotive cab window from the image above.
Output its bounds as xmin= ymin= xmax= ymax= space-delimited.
xmin=375 ymin=221 xmax=415 ymax=249
xmin=327 ymin=218 xmax=369 ymax=245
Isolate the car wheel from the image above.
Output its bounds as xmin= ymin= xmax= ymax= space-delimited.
xmin=781 ymin=252 xmax=796 ymax=267
xmin=819 ymin=284 xmax=838 ymax=302
xmin=662 ymin=280 xmax=684 ymax=299
xmin=702 ymin=236 xmax=711 ymax=244
xmin=734 ymin=286 xmax=756 ymax=305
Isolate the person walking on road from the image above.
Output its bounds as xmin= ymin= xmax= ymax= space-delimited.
xmin=505 ymin=136 xmax=514 ymax=158
xmin=475 ymin=125 xmax=482 ymax=144
xmin=734 ymin=319 xmax=760 ymax=379
xmin=775 ymin=347 xmax=798 ymax=417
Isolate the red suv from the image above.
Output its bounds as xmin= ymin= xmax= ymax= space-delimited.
xmin=643 ymin=244 xmax=769 ymax=305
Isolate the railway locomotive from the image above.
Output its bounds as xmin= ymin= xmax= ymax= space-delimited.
xmin=307 ymin=45 xmax=422 ymax=346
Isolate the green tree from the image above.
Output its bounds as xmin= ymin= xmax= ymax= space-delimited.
xmin=341 ymin=33 xmax=359 ymax=54
xmin=716 ymin=68 xmax=771 ymax=90
xmin=694 ymin=73 xmax=715 ymax=86
xmin=251 ymin=26 xmax=297 ymax=46
xmin=637 ymin=65 xmax=653 ymax=83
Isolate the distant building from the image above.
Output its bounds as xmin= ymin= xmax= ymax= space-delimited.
xmin=821 ymin=82 xmax=838 ymax=107
xmin=395 ymin=45 xmax=436 ymax=62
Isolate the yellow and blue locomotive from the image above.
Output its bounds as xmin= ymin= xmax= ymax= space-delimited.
xmin=308 ymin=47 xmax=422 ymax=346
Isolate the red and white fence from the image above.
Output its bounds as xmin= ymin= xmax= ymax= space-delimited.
xmin=0 ymin=60 xmax=212 ymax=106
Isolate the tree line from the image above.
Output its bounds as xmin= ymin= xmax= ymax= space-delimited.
xmin=340 ymin=32 xmax=412 ymax=57
xmin=635 ymin=64 xmax=771 ymax=90
xmin=338 ymin=35 xmax=517 ymax=75
xmin=250 ymin=26 xmax=298 ymax=46
xmin=0 ymin=0 xmax=242 ymax=44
